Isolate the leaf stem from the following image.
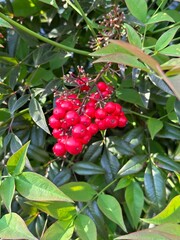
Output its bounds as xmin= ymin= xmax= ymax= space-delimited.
xmin=0 ymin=12 xmax=90 ymax=56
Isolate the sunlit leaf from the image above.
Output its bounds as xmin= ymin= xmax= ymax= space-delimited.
xmin=147 ymin=118 xmax=163 ymax=140
xmin=159 ymin=44 xmax=180 ymax=57
xmin=147 ymin=12 xmax=175 ymax=25
xmin=0 ymin=177 xmax=15 ymax=212
xmin=125 ymin=0 xmax=147 ymax=23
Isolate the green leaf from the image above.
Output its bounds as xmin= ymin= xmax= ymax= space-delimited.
xmin=125 ymin=181 xmax=144 ymax=229
xmin=118 ymin=155 xmax=146 ymax=176
xmin=7 ymin=141 xmax=30 ymax=176
xmin=29 ymin=97 xmax=50 ymax=134
xmin=155 ymin=26 xmax=180 ymax=51
xmin=59 ymin=182 xmax=97 ymax=202
xmin=97 ymin=194 xmax=127 ymax=232
xmin=15 ymin=172 xmax=73 ymax=202
xmin=39 ymin=0 xmax=58 ymax=9
xmin=83 ymin=141 xmax=103 ymax=162
xmin=72 ymin=162 xmax=105 ymax=175
xmin=116 ymin=223 xmax=180 ymax=240
xmin=90 ymin=43 xmax=130 ymax=56
xmin=142 ymin=195 xmax=180 ymax=225
xmin=147 ymin=12 xmax=175 ymax=25
xmin=144 ymin=163 xmax=166 ymax=211
xmin=0 ymin=213 xmax=37 ymax=240
xmin=114 ymin=178 xmax=132 ymax=191
xmin=75 ymin=214 xmax=97 ymax=240
xmin=124 ymin=23 xmax=142 ymax=48
xmin=94 ymin=53 xmax=148 ymax=72
xmin=12 ymin=0 xmax=40 ymax=17
xmin=0 ymin=108 xmax=11 ymax=122
xmin=10 ymin=94 xmax=30 ymax=115
xmin=0 ymin=18 xmax=12 ymax=28
xmin=0 ymin=177 xmax=15 ymax=212
xmin=116 ymin=88 xmax=145 ymax=107
xmin=174 ymin=99 xmax=180 ymax=122
xmin=41 ymin=220 xmax=74 ymax=240
xmin=154 ymin=154 xmax=180 ymax=172
xmin=147 ymin=118 xmax=163 ymax=140
xmin=159 ymin=44 xmax=180 ymax=57
xmin=125 ymin=0 xmax=147 ymax=23
xmin=30 ymin=201 xmax=76 ymax=221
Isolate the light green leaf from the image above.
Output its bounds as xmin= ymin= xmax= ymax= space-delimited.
xmin=147 ymin=118 xmax=163 ymax=140
xmin=159 ymin=44 xmax=180 ymax=57
xmin=75 ymin=214 xmax=97 ymax=240
xmin=144 ymin=163 xmax=166 ymax=211
xmin=7 ymin=141 xmax=30 ymax=176
xmin=114 ymin=178 xmax=132 ymax=191
xmin=0 ymin=177 xmax=15 ymax=212
xmin=118 ymin=155 xmax=146 ymax=176
xmin=124 ymin=23 xmax=142 ymax=48
xmin=29 ymin=97 xmax=50 ymax=134
xmin=39 ymin=0 xmax=58 ymax=8
xmin=15 ymin=172 xmax=73 ymax=202
xmin=125 ymin=181 xmax=144 ymax=229
xmin=0 ymin=18 xmax=12 ymax=28
xmin=142 ymin=195 xmax=180 ymax=225
xmin=0 ymin=213 xmax=37 ymax=240
xmin=30 ymin=201 xmax=76 ymax=221
xmin=59 ymin=182 xmax=97 ymax=202
xmin=97 ymin=194 xmax=127 ymax=232
xmin=41 ymin=220 xmax=74 ymax=240
xmin=147 ymin=12 xmax=175 ymax=25
xmin=125 ymin=0 xmax=147 ymax=23
xmin=116 ymin=223 xmax=180 ymax=240
xmin=155 ymin=26 xmax=180 ymax=51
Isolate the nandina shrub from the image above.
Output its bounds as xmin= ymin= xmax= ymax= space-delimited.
xmin=0 ymin=0 xmax=180 ymax=239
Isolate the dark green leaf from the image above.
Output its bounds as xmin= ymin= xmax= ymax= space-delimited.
xmin=144 ymin=163 xmax=166 ymax=211
xmin=147 ymin=118 xmax=163 ymax=140
xmin=97 ymin=194 xmax=127 ymax=232
xmin=15 ymin=172 xmax=73 ymax=202
xmin=10 ymin=95 xmax=30 ymax=115
xmin=174 ymin=99 xmax=180 ymax=122
xmin=0 ymin=108 xmax=11 ymax=122
xmin=7 ymin=141 xmax=30 ymax=176
xmin=125 ymin=0 xmax=147 ymax=23
xmin=108 ymin=137 xmax=134 ymax=156
xmin=83 ymin=141 xmax=103 ymax=162
xmin=155 ymin=154 xmax=180 ymax=172
xmin=72 ymin=162 xmax=105 ymax=175
xmin=39 ymin=0 xmax=58 ymax=9
xmin=53 ymin=168 xmax=71 ymax=187
xmin=118 ymin=155 xmax=146 ymax=176
xmin=0 ymin=213 xmax=37 ymax=240
xmin=29 ymin=97 xmax=50 ymax=134
xmin=75 ymin=214 xmax=97 ymax=240
xmin=0 ymin=176 xmax=15 ymax=212
xmin=41 ymin=220 xmax=74 ymax=240
xmin=142 ymin=195 xmax=180 ymax=225
xmin=59 ymin=182 xmax=97 ymax=202
xmin=125 ymin=181 xmax=144 ymax=229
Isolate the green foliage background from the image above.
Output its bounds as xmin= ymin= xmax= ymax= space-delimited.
xmin=0 ymin=0 xmax=180 ymax=239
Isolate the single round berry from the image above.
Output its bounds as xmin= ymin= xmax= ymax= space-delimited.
xmin=65 ymin=137 xmax=83 ymax=155
xmin=79 ymin=132 xmax=92 ymax=144
xmin=52 ymin=128 xmax=64 ymax=138
xmin=59 ymin=100 xmax=74 ymax=111
xmin=80 ymin=115 xmax=91 ymax=127
xmin=85 ymin=107 xmax=96 ymax=118
xmin=97 ymin=119 xmax=108 ymax=130
xmin=72 ymin=124 xmax=87 ymax=138
xmin=104 ymin=102 xmax=116 ymax=114
xmin=87 ymin=123 xmax=99 ymax=135
xmin=118 ymin=115 xmax=128 ymax=127
xmin=53 ymin=107 xmax=66 ymax=119
xmin=85 ymin=101 xmax=96 ymax=108
xmin=97 ymin=81 xmax=107 ymax=92
xmin=95 ymin=108 xmax=107 ymax=119
xmin=65 ymin=111 xmax=80 ymax=126
xmin=105 ymin=115 xmax=118 ymax=128
xmin=49 ymin=115 xmax=61 ymax=129
xmin=113 ymin=103 xmax=122 ymax=115
xmin=53 ymin=142 xmax=66 ymax=157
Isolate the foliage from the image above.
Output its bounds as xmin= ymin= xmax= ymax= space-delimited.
xmin=0 ymin=0 xmax=180 ymax=239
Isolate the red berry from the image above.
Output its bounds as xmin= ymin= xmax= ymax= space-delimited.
xmin=89 ymin=92 xmax=100 ymax=102
xmin=65 ymin=111 xmax=80 ymax=126
xmin=52 ymin=128 xmax=64 ymax=138
xmin=105 ymin=115 xmax=118 ymax=128
xmin=72 ymin=124 xmax=87 ymax=138
xmin=101 ymin=91 xmax=111 ymax=98
xmin=53 ymin=142 xmax=66 ymax=157
xmin=85 ymin=107 xmax=96 ymax=118
xmin=97 ymin=81 xmax=107 ymax=92
xmin=85 ymin=101 xmax=96 ymax=108
xmin=87 ymin=123 xmax=99 ymax=135
xmin=104 ymin=102 xmax=116 ymax=113
xmin=49 ymin=115 xmax=61 ymax=129
xmin=79 ymin=132 xmax=92 ymax=144
xmin=80 ymin=115 xmax=91 ymax=127
xmin=118 ymin=115 xmax=128 ymax=127
xmin=59 ymin=100 xmax=74 ymax=111
xmin=95 ymin=108 xmax=107 ymax=119
xmin=53 ymin=107 xmax=66 ymax=119
xmin=58 ymin=135 xmax=68 ymax=144
xmin=65 ymin=137 xmax=83 ymax=155
xmin=97 ymin=119 xmax=107 ymax=130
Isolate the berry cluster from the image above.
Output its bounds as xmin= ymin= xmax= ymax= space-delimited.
xmin=49 ymin=79 xmax=127 ymax=157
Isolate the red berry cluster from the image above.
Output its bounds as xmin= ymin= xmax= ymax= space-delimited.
xmin=49 ymin=79 xmax=127 ymax=157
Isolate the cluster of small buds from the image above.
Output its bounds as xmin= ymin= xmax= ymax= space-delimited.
xmin=49 ymin=77 xmax=127 ymax=157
